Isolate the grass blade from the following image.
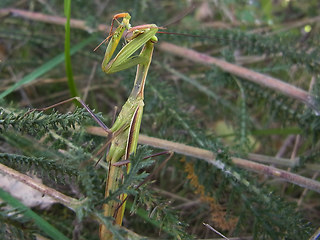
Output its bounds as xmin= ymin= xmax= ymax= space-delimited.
xmin=0 ymin=188 xmax=69 ymax=240
xmin=64 ymin=0 xmax=79 ymax=98
xmin=0 ymin=35 xmax=97 ymax=99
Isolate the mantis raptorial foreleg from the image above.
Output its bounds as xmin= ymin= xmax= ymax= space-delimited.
xmin=25 ymin=96 xmax=111 ymax=134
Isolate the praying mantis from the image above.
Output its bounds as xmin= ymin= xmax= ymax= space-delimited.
xmin=26 ymin=12 xmax=160 ymax=239
xmin=97 ymin=13 xmax=159 ymax=239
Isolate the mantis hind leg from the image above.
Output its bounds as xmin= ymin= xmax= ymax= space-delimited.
xmin=25 ymin=96 xmax=112 ymax=134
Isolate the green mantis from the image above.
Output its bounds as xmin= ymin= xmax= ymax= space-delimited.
xmin=97 ymin=13 xmax=159 ymax=239
xmin=25 ymin=12 xmax=159 ymax=239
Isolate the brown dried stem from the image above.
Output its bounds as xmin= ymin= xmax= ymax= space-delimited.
xmin=0 ymin=8 xmax=107 ymax=32
xmin=87 ymin=126 xmax=320 ymax=194
xmin=158 ymin=42 xmax=317 ymax=112
xmin=0 ymin=162 xmax=84 ymax=211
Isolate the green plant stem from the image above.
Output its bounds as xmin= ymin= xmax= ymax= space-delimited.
xmin=64 ymin=0 xmax=79 ymax=100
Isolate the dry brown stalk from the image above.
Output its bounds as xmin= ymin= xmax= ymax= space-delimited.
xmin=0 ymin=163 xmax=83 ymax=210
xmin=87 ymin=126 xmax=320 ymax=194
xmin=158 ymin=42 xmax=317 ymax=112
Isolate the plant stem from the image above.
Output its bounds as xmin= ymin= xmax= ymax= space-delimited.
xmin=87 ymin=126 xmax=320 ymax=194
xmin=0 ymin=163 xmax=83 ymax=211
xmin=158 ymin=42 xmax=318 ymax=112
xmin=64 ymin=0 xmax=79 ymax=100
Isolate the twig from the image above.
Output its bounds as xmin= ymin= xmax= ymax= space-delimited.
xmin=158 ymin=42 xmax=318 ymax=112
xmin=0 ymin=163 xmax=83 ymax=211
xmin=0 ymin=8 xmax=107 ymax=33
xmin=86 ymin=126 xmax=320 ymax=194
xmin=203 ymin=222 xmax=229 ymax=240
xmin=309 ymin=226 xmax=320 ymax=240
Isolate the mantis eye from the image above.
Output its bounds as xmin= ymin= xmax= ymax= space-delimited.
xmin=151 ymin=35 xmax=158 ymax=43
